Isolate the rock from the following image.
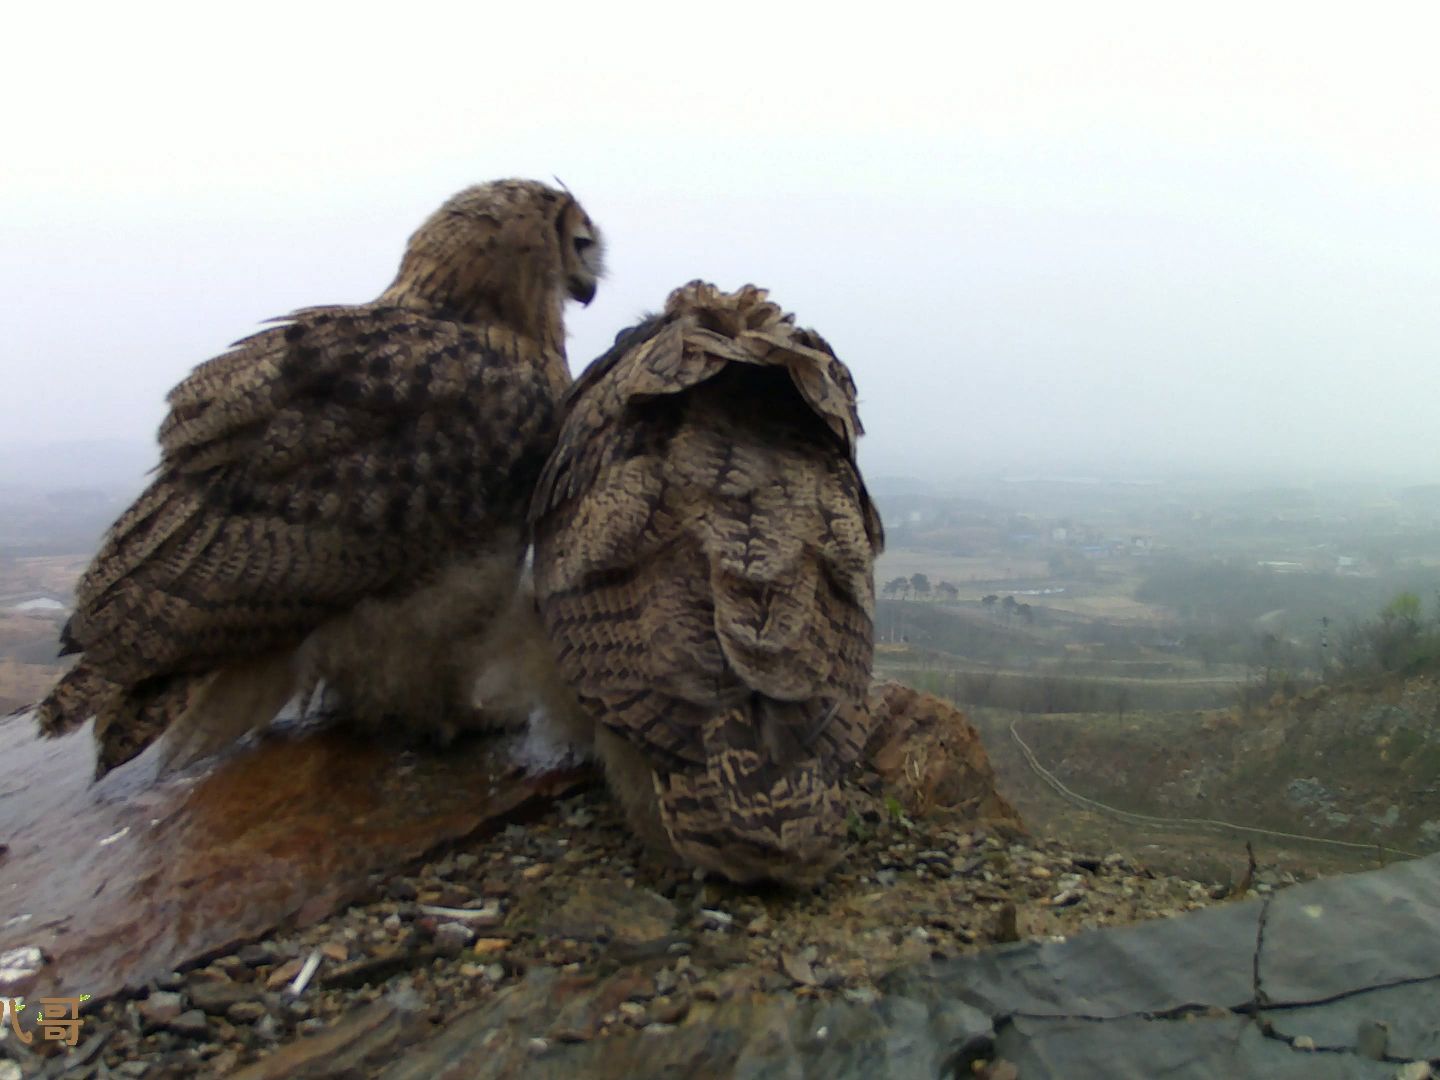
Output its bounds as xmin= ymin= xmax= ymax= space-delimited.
xmin=227 ymin=1001 xmax=268 ymax=1024
xmin=138 ymin=989 xmax=185 ymax=1026
xmin=165 ymin=1009 xmax=211 ymax=1038
xmin=189 ymin=980 xmax=260 ymax=1014
xmin=780 ymin=952 xmax=818 ymax=986
xmin=265 ymin=957 xmax=304 ymax=989
xmin=155 ymin=970 xmax=184 ymax=991
xmin=238 ymin=943 xmax=277 ymax=967
xmin=0 ymin=709 xmax=590 ymax=1004
xmin=862 ymin=682 xmax=1022 ymax=824
xmin=521 ymin=881 xmax=678 ymax=949
xmin=434 ymin=922 xmax=476 ymax=956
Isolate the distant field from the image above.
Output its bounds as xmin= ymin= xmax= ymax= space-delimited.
xmin=875 ymin=550 xmax=1051 ymax=592
xmin=3 ymin=554 xmax=87 ymax=598
xmin=1038 ymin=593 xmax=1172 ymax=624
xmin=877 ymin=548 xmax=1173 ymax=624
xmin=0 ymin=555 xmax=81 ymax=709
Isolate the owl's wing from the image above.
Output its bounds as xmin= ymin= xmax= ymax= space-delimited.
xmin=532 ymin=291 xmax=882 ymax=771
xmin=45 ymin=304 xmax=562 ymax=736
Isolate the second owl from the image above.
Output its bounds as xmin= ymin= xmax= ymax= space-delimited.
xmin=531 ymin=282 xmax=884 ymax=885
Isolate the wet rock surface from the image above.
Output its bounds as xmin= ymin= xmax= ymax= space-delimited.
xmin=0 ymin=710 xmax=586 ymax=1004
xmin=2 ymin=692 xmax=1438 ymax=1078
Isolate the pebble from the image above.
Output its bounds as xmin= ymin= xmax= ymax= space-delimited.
xmin=435 ymin=922 xmax=477 ymax=954
xmin=165 ymin=1009 xmax=210 ymax=1038
xmin=238 ymin=943 xmax=276 ymax=967
xmin=227 ymin=1001 xmax=268 ymax=1024
xmin=138 ymin=990 xmax=185 ymax=1026
xmin=189 ymin=981 xmax=259 ymax=1014
xmin=1293 ymin=1035 xmax=1316 ymax=1050
xmin=71 ymin=780 xmax=1278 ymax=1076
xmin=266 ymin=958 xmax=305 ymax=989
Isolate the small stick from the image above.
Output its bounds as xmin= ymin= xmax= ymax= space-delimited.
xmin=287 ymin=950 xmax=322 ymax=997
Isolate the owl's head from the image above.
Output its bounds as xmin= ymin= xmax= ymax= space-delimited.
xmin=383 ymin=179 xmax=605 ymax=350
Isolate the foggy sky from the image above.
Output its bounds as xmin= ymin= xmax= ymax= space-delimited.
xmin=3 ymin=3 xmax=1438 ymax=489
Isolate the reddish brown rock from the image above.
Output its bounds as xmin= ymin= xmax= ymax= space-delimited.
xmin=0 ymin=711 xmax=589 ymax=1004
xmin=862 ymin=681 xmax=1021 ymax=825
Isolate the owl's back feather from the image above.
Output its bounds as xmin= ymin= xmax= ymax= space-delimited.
xmin=40 ymin=307 xmax=565 ymax=773
xmin=532 ymin=282 xmax=883 ymax=884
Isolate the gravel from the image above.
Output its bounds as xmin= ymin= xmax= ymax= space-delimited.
xmin=21 ymin=780 xmax=1282 ymax=1077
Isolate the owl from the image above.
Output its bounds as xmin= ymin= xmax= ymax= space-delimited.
xmin=35 ymin=178 xmax=605 ymax=776
xmin=531 ymin=282 xmax=884 ymax=885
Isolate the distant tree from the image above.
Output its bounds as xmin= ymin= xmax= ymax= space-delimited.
xmin=1385 ymin=591 xmax=1422 ymax=626
xmin=1018 ymin=602 xmax=1034 ymax=624
xmin=882 ymin=577 xmax=909 ymax=599
xmin=1001 ymin=595 xmax=1018 ymax=620
xmin=982 ymin=594 xmax=999 ymax=608
xmin=1114 ymin=685 xmax=1132 ymax=722
xmin=910 ymin=573 xmax=931 ymax=600
xmin=938 ymin=581 xmax=959 ymax=603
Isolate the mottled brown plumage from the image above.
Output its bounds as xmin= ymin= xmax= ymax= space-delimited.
xmin=36 ymin=178 xmax=604 ymax=775
xmin=531 ymin=282 xmax=883 ymax=885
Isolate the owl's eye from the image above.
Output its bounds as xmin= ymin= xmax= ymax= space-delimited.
xmin=573 ymin=236 xmax=595 ymax=253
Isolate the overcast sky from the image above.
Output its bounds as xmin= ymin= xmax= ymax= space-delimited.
xmin=3 ymin=2 xmax=1438 ymax=488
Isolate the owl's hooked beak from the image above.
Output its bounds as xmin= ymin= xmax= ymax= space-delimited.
xmin=568 ymin=275 xmax=597 ymax=306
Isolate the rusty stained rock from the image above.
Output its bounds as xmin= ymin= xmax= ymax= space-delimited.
xmin=0 ymin=710 xmax=590 ymax=1004
xmin=862 ymin=681 xmax=1021 ymax=824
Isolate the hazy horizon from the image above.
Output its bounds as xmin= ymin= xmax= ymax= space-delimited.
xmin=4 ymin=4 xmax=1438 ymax=489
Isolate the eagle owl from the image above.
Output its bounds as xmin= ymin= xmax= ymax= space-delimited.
xmin=531 ymin=282 xmax=884 ymax=885
xmin=35 ymin=178 xmax=605 ymax=776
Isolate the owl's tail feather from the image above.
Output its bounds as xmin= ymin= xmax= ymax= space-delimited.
xmin=31 ymin=654 xmax=299 ymax=778
xmin=145 ymin=652 xmax=300 ymax=778
xmin=33 ymin=661 xmax=122 ymax=736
